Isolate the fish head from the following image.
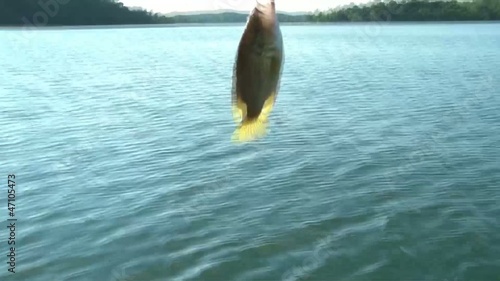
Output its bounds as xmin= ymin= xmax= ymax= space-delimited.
xmin=250 ymin=0 xmax=281 ymax=46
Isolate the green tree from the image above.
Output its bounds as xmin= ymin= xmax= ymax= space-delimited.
xmin=309 ymin=0 xmax=500 ymax=22
xmin=0 ymin=0 xmax=167 ymax=26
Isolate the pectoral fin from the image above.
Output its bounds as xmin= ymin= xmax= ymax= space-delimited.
xmin=232 ymin=97 xmax=247 ymax=124
xmin=258 ymin=92 xmax=276 ymax=122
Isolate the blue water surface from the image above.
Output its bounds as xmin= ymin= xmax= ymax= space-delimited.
xmin=1 ymin=22 xmax=499 ymax=281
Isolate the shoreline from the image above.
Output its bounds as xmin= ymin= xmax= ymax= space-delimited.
xmin=1 ymin=20 xmax=499 ymax=30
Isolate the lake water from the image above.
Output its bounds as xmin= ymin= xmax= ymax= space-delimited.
xmin=1 ymin=22 xmax=499 ymax=281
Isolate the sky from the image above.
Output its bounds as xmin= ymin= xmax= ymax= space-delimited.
xmin=120 ymin=0 xmax=370 ymax=14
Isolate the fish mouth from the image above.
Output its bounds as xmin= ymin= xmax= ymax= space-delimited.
xmin=254 ymin=0 xmax=276 ymax=15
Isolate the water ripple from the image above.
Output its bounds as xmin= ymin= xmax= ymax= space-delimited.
xmin=0 ymin=23 xmax=499 ymax=281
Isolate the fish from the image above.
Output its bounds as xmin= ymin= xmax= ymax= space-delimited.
xmin=231 ymin=0 xmax=284 ymax=143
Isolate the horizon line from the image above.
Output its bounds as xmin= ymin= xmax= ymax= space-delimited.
xmin=126 ymin=6 xmax=314 ymax=16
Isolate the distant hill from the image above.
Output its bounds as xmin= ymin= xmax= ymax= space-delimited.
xmin=161 ymin=10 xmax=310 ymax=24
xmin=0 ymin=0 xmax=309 ymax=26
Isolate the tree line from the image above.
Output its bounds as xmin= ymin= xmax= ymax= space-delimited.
xmin=0 ymin=0 xmax=171 ymax=26
xmin=0 ymin=0 xmax=499 ymax=26
xmin=308 ymin=0 xmax=500 ymax=22
xmin=0 ymin=0 xmax=308 ymax=25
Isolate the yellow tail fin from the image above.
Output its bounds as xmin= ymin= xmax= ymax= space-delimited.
xmin=231 ymin=93 xmax=276 ymax=143
xmin=232 ymin=118 xmax=269 ymax=142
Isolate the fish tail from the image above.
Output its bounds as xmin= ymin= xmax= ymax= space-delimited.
xmin=231 ymin=93 xmax=276 ymax=143
xmin=232 ymin=117 xmax=269 ymax=143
